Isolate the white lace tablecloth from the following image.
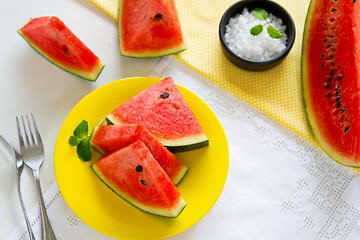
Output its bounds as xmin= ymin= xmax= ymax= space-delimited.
xmin=7 ymin=56 xmax=360 ymax=240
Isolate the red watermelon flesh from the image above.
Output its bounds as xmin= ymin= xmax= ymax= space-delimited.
xmin=119 ymin=0 xmax=186 ymax=58
xmin=302 ymin=0 xmax=360 ymax=167
xmin=91 ymin=140 xmax=186 ymax=217
xmin=106 ymin=77 xmax=209 ymax=152
xmin=90 ymin=124 xmax=188 ymax=185
xmin=18 ymin=16 xmax=104 ymax=81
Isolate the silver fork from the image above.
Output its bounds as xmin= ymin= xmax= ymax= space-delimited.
xmin=0 ymin=134 xmax=36 ymax=240
xmin=16 ymin=114 xmax=57 ymax=240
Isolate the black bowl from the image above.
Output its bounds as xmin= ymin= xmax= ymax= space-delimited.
xmin=219 ymin=0 xmax=296 ymax=71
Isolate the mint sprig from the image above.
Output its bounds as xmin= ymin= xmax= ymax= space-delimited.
xmin=250 ymin=8 xmax=284 ymax=39
xmin=68 ymin=120 xmax=92 ymax=162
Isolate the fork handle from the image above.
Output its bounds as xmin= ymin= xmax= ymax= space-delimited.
xmin=17 ymin=173 xmax=36 ymax=240
xmin=33 ymin=169 xmax=57 ymax=240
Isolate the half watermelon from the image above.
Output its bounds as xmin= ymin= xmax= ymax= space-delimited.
xmin=91 ymin=140 xmax=186 ymax=218
xmin=106 ymin=77 xmax=209 ymax=152
xmin=302 ymin=0 xmax=360 ymax=167
xmin=90 ymin=124 xmax=188 ymax=185
xmin=118 ymin=0 xmax=186 ymax=58
xmin=18 ymin=16 xmax=105 ymax=81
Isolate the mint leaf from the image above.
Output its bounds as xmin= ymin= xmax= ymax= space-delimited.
xmin=73 ymin=120 xmax=88 ymax=138
xmin=267 ymin=25 xmax=284 ymax=39
xmin=69 ymin=120 xmax=93 ymax=162
xmin=68 ymin=136 xmax=80 ymax=146
xmin=252 ymin=8 xmax=267 ymax=21
xmin=250 ymin=24 xmax=263 ymax=36
xmin=77 ymin=138 xmax=92 ymax=162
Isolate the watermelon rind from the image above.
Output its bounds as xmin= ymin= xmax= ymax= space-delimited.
xmin=18 ymin=17 xmax=105 ymax=82
xmin=160 ymin=134 xmax=209 ymax=153
xmin=301 ymin=0 xmax=360 ymax=168
xmin=118 ymin=0 xmax=186 ymax=58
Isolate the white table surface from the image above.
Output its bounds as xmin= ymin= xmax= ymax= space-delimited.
xmin=2 ymin=0 xmax=360 ymax=240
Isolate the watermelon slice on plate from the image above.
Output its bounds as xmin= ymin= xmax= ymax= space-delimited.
xmin=106 ymin=77 xmax=209 ymax=152
xmin=91 ymin=140 xmax=186 ymax=218
xmin=90 ymin=124 xmax=188 ymax=185
xmin=118 ymin=0 xmax=186 ymax=58
xmin=18 ymin=16 xmax=104 ymax=81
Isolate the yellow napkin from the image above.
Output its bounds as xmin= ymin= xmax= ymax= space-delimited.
xmin=89 ymin=0 xmax=315 ymax=146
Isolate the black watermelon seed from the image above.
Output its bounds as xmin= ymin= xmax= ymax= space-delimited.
xmin=338 ymin=76 xmax=343 ymax=81
xmin=328 ymin=77 xmax=332 ymax=82
xmin=325 ymin=84 xmax=330 ymax=89
xmin=61 ymin=45 xmax=69 ymax=54
xmin=141 ymin=179 xmax=147 ymax=186
xmin=332 ymin=61 xmax=336 ymax=65
xmin=321 ymin=54 xmax=325 ymax=58
xmin=322 ymin=62 xmax=326 ymax=66
xmin=136 ymin=165 xmax=143 ymax=172
xmin=336 ymin=89 xmax=341 ymax=95
xmin=345 ymin=126 xmax=350 ymax=132
xmin=155 ymin=13 xmax=163 ymax=21
xmin=331 ymin=70 xmax=336 ymax=75
xmin=324 ymin=39 xmax=328 ymax=43
xmin=336 ymin=96 xmax=341 ymax=102
xmin=341 ymin=108 xmax=345 ymax=113
xmin=332 ymin=8 xmax=337 ymax=13
xmin=330 ymin=55 xmax=334 ymax=59
xmin=327 ymin=92 xmax=331 ymax=98
xmin=336 ymin=102 xmax=341 ymax=108
xmin=160 ymin=91 xmax=169 ymax=99
xmin=330 ymin=34 xmax=334 ymax=38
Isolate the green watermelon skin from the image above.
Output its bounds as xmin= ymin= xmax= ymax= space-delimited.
xmin=106 ymin=77 xmax=209 ymax=152
xmin=18 ymin=16 xmax=104 ymax=81
xmin=91 ymin=140 xmax=186 ymax=218
xmin=118 ymin=0 xmax=186 ymax=58
xmin=90 ymin=124 xmax=188 ymax=185
xmin=302 ymin=0 xmax=360 ymax=167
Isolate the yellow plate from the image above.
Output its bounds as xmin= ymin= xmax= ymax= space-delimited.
xmin=54 ymin=77 xmax=229 ymax=240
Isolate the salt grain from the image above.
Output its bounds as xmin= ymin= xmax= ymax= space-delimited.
xmin=224 ymin=8 xmax=288 ymax=61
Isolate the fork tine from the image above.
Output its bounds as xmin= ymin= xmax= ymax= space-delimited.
xmin=16 ymin=116 xmax=26 ymax=151
xmin=21 ymin=115 xmax=32 ymax=148
xmin=30 ymin=113 xmax=43 ymax=147
xmin=25 ymin=114 xmax=36 ymax=146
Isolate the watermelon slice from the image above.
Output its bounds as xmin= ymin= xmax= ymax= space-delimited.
xmin=90 ymin=124 xmax=188 ymax=185
xmin=91 ymin=140 xmax=186 ymax=217
xmin=106 ymin=77 xmax=209 ymax=152
xmin=18 ymin=16 xmax=105 ymax=81
xmin=302 ymin=0 xmax=360 ymax=167
xmin=118 ymin=0 xmax=186 ymax=58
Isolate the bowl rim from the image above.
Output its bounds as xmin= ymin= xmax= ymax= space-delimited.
xmin=219 ymin=0 xmax=296 ymax=68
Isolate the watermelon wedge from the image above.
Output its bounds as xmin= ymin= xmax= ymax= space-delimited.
xmin=91 ymin=140 xmax=186 ymax=217
xmin=302 ymin=0 xmax=360 ymax=167
xmin=106 ymin=77 xmax=209 ymax=152
xmin=118 ymin=0 xmax=186 ymax=58
xmin=18 ymin=16 xmax=105 ymax=81
xmin=90 ymin=124 xmax=188 ymax=185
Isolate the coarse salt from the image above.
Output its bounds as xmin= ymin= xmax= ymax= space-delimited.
xmin=224 ymin=8 xmax=288 ymax=61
